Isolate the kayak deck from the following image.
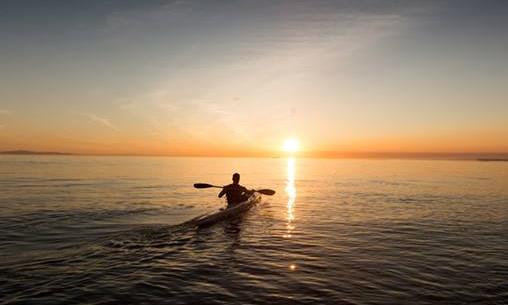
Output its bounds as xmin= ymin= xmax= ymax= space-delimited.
xmin=184 ymin=193 xmax=261 ymax=228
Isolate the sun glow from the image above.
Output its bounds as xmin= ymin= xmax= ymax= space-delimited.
xmin=283 ymin=138 xmax=300 ymax=153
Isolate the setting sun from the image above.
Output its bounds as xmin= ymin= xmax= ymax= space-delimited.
xmin=283 ymin=138 xmax=300 ymax=153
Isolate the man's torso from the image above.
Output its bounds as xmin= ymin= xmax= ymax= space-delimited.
xmin=223 ymin=184 xmax=248 ymax=206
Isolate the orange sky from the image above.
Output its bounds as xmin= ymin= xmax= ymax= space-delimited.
xmin=1 ymin=127 xmax=507 ymax=158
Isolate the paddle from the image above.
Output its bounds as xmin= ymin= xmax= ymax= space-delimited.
xmin=193 ymin=183 xmax=276 ymax=196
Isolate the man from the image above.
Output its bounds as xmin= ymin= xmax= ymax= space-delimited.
xmin=218 ymin=173 xmax=252 ymax=207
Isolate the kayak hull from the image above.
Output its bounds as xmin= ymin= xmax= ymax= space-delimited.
xmin=185 ymin=193 xmax=261 ymax=228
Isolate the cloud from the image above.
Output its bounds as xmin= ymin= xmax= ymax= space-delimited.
xmin=105 ymin=0 xmax=436 ymax=147
xmin=87 ymin=114 xmax=119 ymax=131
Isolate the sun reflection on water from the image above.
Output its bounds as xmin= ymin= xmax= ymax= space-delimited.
xmin=284 ymin=157 xmax=296 ymax=238
xmin=285 ymin=157 xmax=297 ymax=270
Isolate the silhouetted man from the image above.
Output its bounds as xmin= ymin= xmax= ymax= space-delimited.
xmin=218 ymin=173 xmax=251 ymax=207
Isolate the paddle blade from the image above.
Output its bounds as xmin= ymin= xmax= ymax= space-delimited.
xmin=256 ymin=189 xmax=276 ymax=196
xmin=194 ymin=183 xmax=216 ymax=189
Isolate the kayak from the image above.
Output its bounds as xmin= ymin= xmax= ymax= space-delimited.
xmin=184 ymin=192 xmax=262 ymax=228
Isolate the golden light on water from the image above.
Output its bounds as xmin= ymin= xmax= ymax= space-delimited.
xmin=284 ymin=157 xmax=296 ymax=239
xmin=285 ymin=158 xmax=298 ymax=271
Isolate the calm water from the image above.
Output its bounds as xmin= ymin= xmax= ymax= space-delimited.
xmin=1 ymin=156 xmax=507 ymax=305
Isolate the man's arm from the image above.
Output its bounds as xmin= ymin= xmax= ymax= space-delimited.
xmin=240 ymin=185 xmax=251 ymax=195
xmin=218 ymin=187 xmax=227 ymax=198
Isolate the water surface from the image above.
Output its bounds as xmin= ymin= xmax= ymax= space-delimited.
xmin=1 ymin=156 xmax=507 ymax=304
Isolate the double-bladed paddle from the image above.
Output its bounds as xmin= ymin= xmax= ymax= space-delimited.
xmin=194 ymin=183 xmax=276 ymax=196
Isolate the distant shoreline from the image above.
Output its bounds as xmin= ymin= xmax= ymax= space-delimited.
xmin=0 ymin=150 xmax=73 ymax=156
xmin=477 ymin=158 xmax=508 ymax=162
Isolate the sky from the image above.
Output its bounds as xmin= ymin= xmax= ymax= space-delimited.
xmin=1 ymin=0 xmax=507 ymax=157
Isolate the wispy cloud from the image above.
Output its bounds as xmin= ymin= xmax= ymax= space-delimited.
xmin=103 ymin=0 xmax=437 ymax=149
xmin=111 ymin=10 xmax=406 ymax=141
xmin=86 ymin=114 xmax=119 ymax=132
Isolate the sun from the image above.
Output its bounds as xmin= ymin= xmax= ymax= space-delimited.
xmin=283 ymin=138 xmax=300 ymax=153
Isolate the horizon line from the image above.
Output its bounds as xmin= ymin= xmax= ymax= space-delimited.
xmin=2 ymin=149 xmax=508 ymax=160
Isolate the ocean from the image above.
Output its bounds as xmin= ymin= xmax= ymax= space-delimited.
xmin=1 ymin=155 xmax=507 ymax=304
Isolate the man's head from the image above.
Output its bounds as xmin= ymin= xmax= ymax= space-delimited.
xmin=232 ymin=173 xmax=240 ymax=184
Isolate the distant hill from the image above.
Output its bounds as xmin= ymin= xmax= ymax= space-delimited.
xmin=0 ymin=150 xmax=73 ymax=155
xmin=477 ymin=158 xmax=508 ymax=162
